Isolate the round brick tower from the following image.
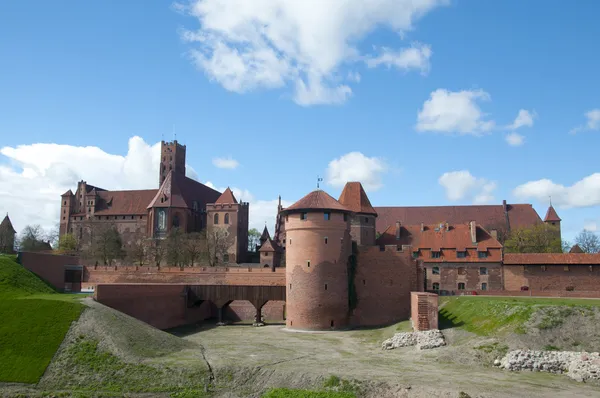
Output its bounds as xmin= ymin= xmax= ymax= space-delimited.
xmin=281 ymin=189 xmax=353 ymax=330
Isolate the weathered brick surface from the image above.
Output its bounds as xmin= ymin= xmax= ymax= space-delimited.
xmin=20 ymin=251 xmax=80 ymax=291
xmin=351 ymin=246 xmax=419 ymax=327
xmin=503 ymin=264 xmax=600 ymax=292
xmin=285 ymin=211 xmax=352 ymax=330
xmin=410 ymin=292 xmax=439 ymax=331
xmin=226 ymin=300 xmax=285 ymax=321
xmin=425 ymin=262 xmax=502 ymax=292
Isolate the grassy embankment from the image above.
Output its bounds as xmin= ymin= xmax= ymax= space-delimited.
xmin=0 ymin=255 xmax=84 ymax=383
xmin=439 ymin=296 xmax=600 ymax=336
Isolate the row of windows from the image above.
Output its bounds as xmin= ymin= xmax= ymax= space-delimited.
xmin=431 ymin=266 xmax=488 ymax=275
xmin=213 ymin=213 xmax=230 ymax=224
xmin=432 ymin=282 xmax=488 ymax=291
xmin=428 ymin=250 xmax=487 ymax=259
xmin=290 ymin=212 xmax=349 ymax=222
xmin=63 ymin=215 xmax=144 ymax=221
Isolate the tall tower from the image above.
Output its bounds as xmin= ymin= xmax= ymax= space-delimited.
xmin=59 ymin=190 xmax=74 ymax=236
xmin=338 ymin=182 xmax=378 ymax=246
xmin=281 ymin=189 xmax=352 ymax=330
xmin=159 ymin=140 xmax=186 ymax=186
xmin=543 ymin=204 xmax=562 ymax=242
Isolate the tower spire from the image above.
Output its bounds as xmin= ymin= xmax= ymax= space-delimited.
xmin=317 ymin=175 xmax=323 ymax=190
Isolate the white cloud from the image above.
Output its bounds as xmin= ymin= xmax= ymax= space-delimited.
xmin=212 ymin=156 xmax=239 ymax=169
xmin=347 ymin=71 xmax=361 ymax=83
xmin=326 ymin=152 xmax=386 ymax=191
xmin=365 ymin=43 xmax=431 ymax=74
xmin=513 ymin=173 xmax=600 ymax=208
xmin=505 ymin=132 xmax=525 ymax=146
xmin=584 ymin=221 xmax=598 ymax=232
xmin=438 ymin=170 xmax=497 ymax=204
xmin=0 ymin=137 xmax=279 ymax=235
xmin=416 ymin=89 xmax=495 ymax=135
xmin=509 ymin=109 xmax=536 ymax=130
xmin=179 ymin=0 xmax=448 ymax=105
xmin=569 ymin=109 xmax=600 ymax=134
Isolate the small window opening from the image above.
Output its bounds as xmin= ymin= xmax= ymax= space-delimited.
xmin=432 ymin=266 xmax=440 ymax=275
xmin=432 ymin=282 xmax=440 ymax=290
xmin=479 ymin=267 xmax=488 ymax=275
xmin=431 ymin=251 xmax=441 ymax=258
xmin=330 ymin=320 xmax=334 ymax=327
xmin=478 ymin=251 xmax=488 ymax=259
xmin=481 ymin=283 xmax=488 ymax=291
xmin=458 ymin=282 xmax=465 ymax=290
xmin=289 ymin=283 xmax=292 ymax=290
xmin=307 ymin=261 xmax=310 ymax=267
xmin=362 ymin=279 xmax=366 ymax=285
xmin=300 ymin=212 xmax=308 ymax=220
xmin=324 ymin=212 xmax=331 ymax=221
xmin=324 ymin=237 xmax=328 ymax=244
xmin=325 ymin=284 xmax=328 ymax=290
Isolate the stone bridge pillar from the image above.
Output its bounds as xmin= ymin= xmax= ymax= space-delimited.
xmin=214 ymin=299 xmax=232 ymax=326
xmin=252 ymin=300 xmax=268 ymax=327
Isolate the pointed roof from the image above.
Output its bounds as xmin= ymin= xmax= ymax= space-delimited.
xmin=147 ymin=170 xmax=221 ymax=210
xmin=569 ymin=244 xmax=584 ymax=253
xmin=61 ymin=189 xmax=74 ymax=197
xmin=260 ymin=225 xmax=271 ymax=242
xmin=215 ymin=187 xmax=238 ymax=204
xmin=283 ymin=190 xmax=350 ymax=213
xmin=259 ymin=238 xmax=278 ymax=253
xmin=0 ymin=214 xmax=16 ymax=234
xmin=544 ymin=205 xmax=561 ymax=222
xmin=338 ymin=182 xmax=377 ymax=216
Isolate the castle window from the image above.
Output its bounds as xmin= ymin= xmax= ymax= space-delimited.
xmin=325 ymin=284 xmax=328 ymax=290
xmin=300 ymin=212 xmax=307 ymax=220
xmin=564 ymin=265 xmax=569 ymax=272
xmin=364 ymin=217 xmax=369 ymax=223
xmin=330 ymin=320 xmax=334 ymax=327
xmin=63 ymin=201 xmax=66 ymax=205
xmin=396 ymin=245 xmax=401 ymax=251
xmin=289 ymin=239 xmax=292 ymax=245
xmin=432 ymin=266 xmax=440 ymax=275
xmin=324 ymin=237 xmax=328 ymax=244
xmin=480 ymin=267 xmax=488 ymax=275
xmin=285 ymin=215 xmax=289 ymax=222
xmin=431 ymin=251 xmax=441 ymax=259
xmin=307 ymin=261 xmax=310 ymax=267
xmin=62 ymin=217 xmax=65 ymax=220
xmin=214 ymin=213 xmax=219 ymax=224
xmin=379 ymin=246 xmax=384 ymax=252
xmin=79 ymin=227 xmax=83 ymax=239
xmin=131 ymin=216 xmax=134 ymax=220
xmin=458 ymin=283 xmax=465 ymax=290
xmin=63 ymin=209 xmax=65 ymax=214
xmin=324 ymin=212 xmax=331 ymax=221
xmin=265 ymin=252 xmax=269 ymax=256
xmin=173 ymin=215 xmax=180 ymax=228
xmin=478 ymin=251 xmax=488 ymax=259
xmin=343 ymin=213 xmax=348 ymax=222
xmin=432 ymin=282 xmax=440 ymax=290
xmin=289 ymin=284 xmax=292 ymax=290
xmin=457 ymin=251 xmax=466 ymax=258
xmin=223 ymin=254 xmax=229 ymax=262
xmin=122 ymin=216 xmax=126 ymax=220
xmin=412 ymin=251 xmax=419 ymax=258
xmin=140 ymin=216 xmax=143 ymax=219
xmin=481 ymin=283 xmax=488 ymax=291
xmin=541 ymin=265 xmax=547 ymax=271
xmin=193 ymin=201 xmax=198 ymax=211
xmin=363 ymin=279 xmax=366 ymax=285
xmin=224 ymin=213 xmax=229 ymax=224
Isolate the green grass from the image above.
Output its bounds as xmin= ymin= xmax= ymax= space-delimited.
xmin=262 ymin=389 xmax=356 ymax=398
xmin=0 ymin=255 xmax=84 ymax=383
xmin=439 ymin=296 xmax=600 ymax=336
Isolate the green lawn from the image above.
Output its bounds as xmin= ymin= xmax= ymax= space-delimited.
xmin=0 ymin=255 xmax=84 ymax=383
xmin=439 ymin=296 xmax=600 ymax=336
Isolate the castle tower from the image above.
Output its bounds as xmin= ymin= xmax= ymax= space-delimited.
xmin=59 ymin=189 xmax=74 ymax=236
xmin=338 ymin=182 xmax=378 ymax=246
xmin=543 ymin=204 xmax=561 ymax=241
xmin=281 ymin=189 xmax=353 ymax=330
xmin=0 ymin=214 xmax=16 ymax=253
xmin=159 ymin=140 xmax=186 ymax=187
xmin=205 ymin=188 xmax=249 ymax=263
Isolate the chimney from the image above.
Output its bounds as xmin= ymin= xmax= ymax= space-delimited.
xmin=396 ymin=221 xmax=401 ymax=240
xmin=491 ymin=229 xmax=498 ymax=240
xmin=470 ymin=221 xmax=477 ymax=244
xmin=445 ymin=222 xmax=449 ymax=231
xmin=420 ymin=222 xmax=424 ymax=232
xmin=502 ymin=200 xmax=507 ymax=212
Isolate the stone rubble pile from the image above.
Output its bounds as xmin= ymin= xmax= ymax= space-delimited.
xmin=496 ymin=350 xmax=600 ymax=382
xmin=382 ymin=330 xmax=445 ymax=351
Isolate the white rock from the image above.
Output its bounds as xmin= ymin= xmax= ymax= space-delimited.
xmin=498 ymin=350 xmax=600 ymax=382
xmin=381 ymin=330 xmax=445 ymax=351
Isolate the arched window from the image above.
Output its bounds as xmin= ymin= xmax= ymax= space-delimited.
xmin=432 ymin=282 xmax=440 ymax=290
xmin=214 ymin=213 xmax=219 ymax=225
xmin=224 ymin=213 xmax=230 ymax=224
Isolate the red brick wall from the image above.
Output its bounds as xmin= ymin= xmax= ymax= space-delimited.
xmin=411 ymin=292 xmax=438 ymax=331
xmin=351 ymin=246 xmax=419 ymax=327
xmin=226 ymin=300 xmax=285 ymax=321
xmin=503 ymin=264 xmax=600 ymax=292
xmin=19 ymin=252 xmax=80 ymax=291
xmin=425 ymin=263 xmax=503 ymax=292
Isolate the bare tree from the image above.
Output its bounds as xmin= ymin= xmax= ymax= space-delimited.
xmin=575 ymin=230 xmax=600 ymax=253
xmin=126 ymin=235 xmax=149 ymax=266
xmin=46 ymin=223 xmax=60 ymax=249
xmin=148 ymin=238 xmax=165 ymax=267
xmin=18 ymin=225 xmax=49 ymax=252
xmin=205 ymin=226 xmax=231 ymax=267
xmin=85 ymin=223 xmax=124 ymax=265
xmin=183 ymin=232 xmax=205 ymax=267
xmin=248 ymin=228 xmax=261 ymax=252
xmin=166 ymin=228 xmax=186 ymax=267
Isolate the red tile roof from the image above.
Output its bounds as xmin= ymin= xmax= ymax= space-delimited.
xmin=259 ymin=238 xmax=278 ymax=252
xmin=569 ymin=244 xmax=584 ymax=253
xmin=61 ymin=189 xmax=74 ymax=197
xmin=374 ymin=203 xmax=542 ymax=234
xmin=338 ymin=182 xmax=377 ymax=216
xmin=504 ymin=253 xmax=600 ymax=265
xmin=215 ymin=187 xmax=238 ymax=204
xmin=95 ymin=189 xmax=159 ymax=215
xmin=283 ymin=190 xmax=350 ymax=213
xmin=0 ymin=214 xmax=16 ymax=234
xmin=377 ymin=222 xmax=502 ymax=251
xmin=543 ymin=206 xmax=561 ymax=222
xmin=147 ymin=171 xmax=221 ymax=210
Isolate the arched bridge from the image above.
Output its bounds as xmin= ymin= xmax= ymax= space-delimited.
xmin=185 ymin=285 xmax=286 ymax=324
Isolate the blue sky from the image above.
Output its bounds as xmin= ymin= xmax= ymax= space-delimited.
xmin=1 ymin=0 xmax=599 ymax=242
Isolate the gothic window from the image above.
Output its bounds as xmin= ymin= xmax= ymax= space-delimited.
xmin=157 ymin=209 xmax=167 ymax=231
xmin=214 ymin=213 xmax=219 ymax=224
xmin=224 ymin=213 xmax=229 ymax=224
